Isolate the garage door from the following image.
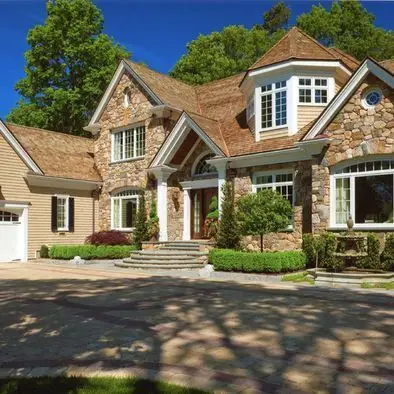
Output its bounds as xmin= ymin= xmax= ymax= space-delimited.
xmin=0 ymin=209 xmax=24 ymax=262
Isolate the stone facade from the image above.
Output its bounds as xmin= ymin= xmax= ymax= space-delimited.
xmin=311 ymin=74 xmax=394 ymax=232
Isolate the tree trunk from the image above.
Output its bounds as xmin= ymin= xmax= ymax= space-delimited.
xmin=260 ymin=234 xmax=264 ymax=252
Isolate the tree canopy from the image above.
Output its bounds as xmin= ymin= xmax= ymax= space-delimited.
xmin=7 ymin=0 xmax=130 ymax=135
xmin=262 ymin=1 xmax=290 ymax=34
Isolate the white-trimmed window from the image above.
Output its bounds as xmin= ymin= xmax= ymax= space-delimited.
xmin=194 ymin=153 xmax=217 ymax=176
xmin=111 ymin=190 xmax=140 ymax=230
xmin=112 ymin=125 xmax=146 ymax=162
xmin=260 ymin=80 xmax=287 ymax=130
xmin=246 ymin=94 xmax=255 ymax=120
xmin=0 ymin=210 xmax=19 ymax=223
xmin=299 ymin=77 xmax=328 ymax=104
xmin=332 ymin=159 xmax=394 ymax=229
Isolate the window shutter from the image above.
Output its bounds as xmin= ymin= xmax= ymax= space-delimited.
xmin=51 ymin=196 xmax=57 ymax=232
xmin=69 ymin=197 xmax=75 ymax=232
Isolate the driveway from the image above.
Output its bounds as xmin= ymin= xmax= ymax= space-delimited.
xmin=0 ymin=262 xmax=393 ymax=393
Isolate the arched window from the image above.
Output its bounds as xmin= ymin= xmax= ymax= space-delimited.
xmin=111 ymin=189 xmax=140 ymax=230
xmin=123 ymin=87 xmax=132 ymax=108
xmin=0 ymin=210 xmax=19 ymax=222
xmin=332 ymin=159 xmax=394 ymax=228
xmin=194 ymin=153 xmax=217 ymax=176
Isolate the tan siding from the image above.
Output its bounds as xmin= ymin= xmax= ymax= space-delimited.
xmin=298 ymin=106 xmax=325 ymax=130
xmin=335 ymin=82 xmax=342 ymax=94
xmin=0 ymin=134 xmax=96 ymax=258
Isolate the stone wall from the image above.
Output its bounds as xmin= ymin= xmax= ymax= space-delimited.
xmin=311 ymin=74 xmax=394 ymax=232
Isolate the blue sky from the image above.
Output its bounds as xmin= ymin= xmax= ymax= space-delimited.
xmin=0 ymin=0 xmax=393 ymax=119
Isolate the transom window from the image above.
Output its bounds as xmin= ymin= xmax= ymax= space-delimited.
xmin=253 ymin=172 xmax=294 ymax=206
xmin=112 ymin=125 xmax=146 ymax=162
xmin=57 ymin=196 xmax=69 ymax=231
xmin=332 ymin=159 xmax=394 ymax=228
xmin=194 ymin=154 xmax=217 ymax=176
xmin=0 ymin=210 xmax=19 ymax=223
xmin=299 ymin=77 xmax=328 ymax=104
xmin=111 ymin=189 xmax=140 ymax=230
xmin=260 ymin=80 xmax=287 ymax=130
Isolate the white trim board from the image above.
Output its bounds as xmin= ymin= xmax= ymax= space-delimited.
xmin=0 ymin=120 xmax=43 ymax=174
xmin=304 ymin=58 xmax=394 ymax=141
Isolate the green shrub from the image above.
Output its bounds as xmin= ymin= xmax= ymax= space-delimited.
xmin=209 ymin=249 xmax=306 ymax=273
xmin=49 ymin=245 xmax=136 ymax=260
xmin=302 ymin=233 xmax=325 ymax=268
xmin=40 ymin=245 xmax=49 ymax=258
xmin=358 ymin=234 xmax=381 ymax=269
xmin=381 ymin=234 xmax=394 ymax=271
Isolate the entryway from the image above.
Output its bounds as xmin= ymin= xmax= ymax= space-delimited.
xmin=190 ymin=188 xmax=217 ymax=239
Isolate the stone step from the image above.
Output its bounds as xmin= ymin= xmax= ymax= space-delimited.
xmin=130 ymin=254 xmax=198 ymax=261
xmin=115 ymin=261 xmax=204 ymax=269
xmin=161 ymin=246 xmax=201 ymax=251
xmin=132 ymin=250 xmax=207 ymax=257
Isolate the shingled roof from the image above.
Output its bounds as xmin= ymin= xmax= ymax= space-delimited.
xmin=7 ymin=123 xmax=101 ymax=182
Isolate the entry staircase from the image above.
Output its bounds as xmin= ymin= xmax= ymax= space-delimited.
xmin=115 ymin=241 xmax=208 ymax=269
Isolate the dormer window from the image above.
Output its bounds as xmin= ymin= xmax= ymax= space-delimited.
xmin=299 ymin=78 xmax=328 ymax=105
xmin=260 ymin=80 xmax=287 ymax=130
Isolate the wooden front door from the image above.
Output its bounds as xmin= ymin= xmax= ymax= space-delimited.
xmin=191 ymin=188 xmax=217 ymax=239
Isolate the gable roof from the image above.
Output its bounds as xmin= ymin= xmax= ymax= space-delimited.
xmin=6 ymin=123 xmax=101 ymax=182
xmin=381 ymin=59 xmax=394 ymax=73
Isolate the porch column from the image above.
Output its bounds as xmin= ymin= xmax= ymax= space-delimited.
xmin=183 ymin=188 xmax=191 ymax=240
xmin=216 ymin=163 xmax=227 ymax=216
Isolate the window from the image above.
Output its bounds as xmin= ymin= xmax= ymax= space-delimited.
xmin=0 ymin=210 xmax=19 ymax=223
xmin=112 ymin=125 xmax=146 ymax=162
xmin=260 ymin=81 xmax=287 ymax=130
xmin=362 ymin=88 xmax=382 ymax=109
xmin=111 ymin=190 xmax=140 ymax=230
xmin=246 ymin=95 xmax=255 ymax=120
xmin=194 ymin=153 xmax=217 ymax=176
xmin=332 ymin=159 xmax=394 ymax=228
xmin=299 ymin=78 xmax=328 ymax=104
xmin=253 ymin=172 xmax=294 ymax=206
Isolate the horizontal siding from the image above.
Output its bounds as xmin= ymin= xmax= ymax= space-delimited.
xmin=0 ymin=133 xmax=97 ymax=259
xmin=297 ymin=106 xmax=325 ymax=130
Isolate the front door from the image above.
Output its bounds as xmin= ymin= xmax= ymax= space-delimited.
xmin=191 ymin=188 xmax=217 ymax=239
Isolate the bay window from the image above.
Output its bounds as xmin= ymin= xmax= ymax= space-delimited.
xmin=111 ymin=190 xmax=140 ymax=230
xmin=299 ymin=77 xmax=328 ymax=104
xmin=260 ymin=80 xmax=287 ymax=130
xmin=332 ymin=160 xmax=394 ymax=228
xmin=112 ymin=125 xmax=146 ymax=162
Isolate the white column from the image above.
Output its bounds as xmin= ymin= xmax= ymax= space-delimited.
xmin=157 ymin=174 xmax=169 ymax=242
xmin=288 ymin=75 xmax=298 ymax=135
xmin=216 ymin=163 xmax=227 ymax=216
xmin=183 ymin=188 xmax=191 ymax=241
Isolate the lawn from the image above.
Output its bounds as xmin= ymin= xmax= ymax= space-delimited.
xmin=0 ymin=377 xmax=208 ymax=394
xmin=281 ymin=271 xmax=315 ymax=284
xmin=361 ymin=281 xmax=394 ymax=290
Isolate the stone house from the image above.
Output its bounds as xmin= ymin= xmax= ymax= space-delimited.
xmin=1 ymin=27 xmax=393 ymax=260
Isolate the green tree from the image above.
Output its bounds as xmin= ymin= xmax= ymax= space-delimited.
xmin=262 ymin=1 xmax=291 ymax=34
xmin=7 ymin=0 xmax=130 ymax=135
xmin=237 ymin=189 xmax=292 ymax=252
xmin=216 ymin=182 xmax=241 ymax=250
xmin=170 ymin=26 xmax=285 ymax=85
xmin=297 ymin=0 xmax=394 ymax=61
xmin=133 ymin=192 xmax=149 ymax=250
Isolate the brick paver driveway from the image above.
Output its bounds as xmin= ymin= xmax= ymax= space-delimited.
xmin=0 ymin=262 xmax=393 ymax=393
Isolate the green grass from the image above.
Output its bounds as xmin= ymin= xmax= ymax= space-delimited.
xmin=281 ymin=271 xmax=315 ymax=285
xmin=0 ymin=377 xmax=208 ymax=394
xmin=361 ymin=281 xmax=394 ymax=290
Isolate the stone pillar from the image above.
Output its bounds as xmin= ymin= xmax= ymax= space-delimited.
xmin=183 ymin=188 xmax=191 ymax=240
xmin=216 ymin=163 xmax=227 ymax=216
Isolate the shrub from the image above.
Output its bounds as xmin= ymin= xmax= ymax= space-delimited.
xmin=49 ymin=245 xmax=136 ymax=260
xmin=209 ymin=249 xmax=306 ymax=273
xmin=358 ymin=234 xmax=381 ymax=269
xmin=320 ymin=232 xmax=343 ymax=272
xmin=133 ymin=192 xmax=149 ymax=249
xmin=40 ymin=245 xmax=49 ymax=258
xmin=148 ymin=199 xmax=159 ymax=240
xmin=381 ymin=234 xmax=394 ymax=271
xmin=86 ymin=230 xmax=130 ymax=246
xmin=302 ymin=233 xmax=325 ymax=268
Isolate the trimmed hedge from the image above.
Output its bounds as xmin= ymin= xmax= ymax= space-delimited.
xmin=209 ymin=249 xmax=306 ymax=273
xmin=49 ymin=245 xmax=136 ymax=260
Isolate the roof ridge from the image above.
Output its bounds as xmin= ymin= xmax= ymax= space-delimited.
xmin=329 ymin=47 xmax=359 ymax=64
xmin=185 ymin=110 xmax=220 ymax=123
xmin=196 ymin=71 xmax=245 ymax=88
xmin=6 ymin=122 xmax=93 ymax=142
xmin=295 ymin=27 xmax=337 ymax=60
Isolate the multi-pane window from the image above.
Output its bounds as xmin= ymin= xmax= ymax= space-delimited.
xmin=246 ymin=95 xmax=255 ymax=120
xmin=0 ymin=210 xmax=19 ymax=222
xmin=56 ymin=196 xmax=68 ymax=231
xmin=194 ymin=154 xmax=217 ymax=176
xmin=299 ymin=78 xmax=328 ymax=104
xmin=112 ymin=125 xmax=146 ymax=162
xmin=112 ymin=190 xmax=140 ymax=230
xmin=253 ymin=172 xmax=294 ymax=206
xmin=333 ymin=160 xmax=394 ymax=228
xmin=260 ymin=81 xmax=287 ymax=130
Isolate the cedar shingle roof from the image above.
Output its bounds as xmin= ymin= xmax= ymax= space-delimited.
xmin=328 ymin=47 xmax=360 ymax=71
xmin=7 ymin=123 xmax=101 ymax=182
xmin=381 ymin=59 xmax=394 ymax=73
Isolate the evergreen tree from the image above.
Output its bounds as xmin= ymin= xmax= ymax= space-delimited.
xmin=133 ymin=192 xmax=149 ymax=249
xmin=263 ymin=1 xmax=291 ymax=34
xmin=216 ymin=182 xmax=241 ymax=250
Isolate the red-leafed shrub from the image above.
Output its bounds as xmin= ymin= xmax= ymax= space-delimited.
xmin=86 ymin=230 xmax=130 ymax=246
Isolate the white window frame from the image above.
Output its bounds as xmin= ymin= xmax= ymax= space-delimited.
xmin=56 ymin=195 xmax=69 ymax=232
xmin=111 ymin=123 xmax=146 ymax=163
xmin=259 ymin=80 xmax=288 ymax=132
xmin=246 ymin=94 xmax=255 ymax=120
xmin=111 ymin=190 xmax=140 ymax=231
xmin=330 ymin=158 xmax=394 ymax=230
xmin=298 ymin=77 xmax=329 ymax=106
xmin=252 ymin=169 xmax=295 ymax=229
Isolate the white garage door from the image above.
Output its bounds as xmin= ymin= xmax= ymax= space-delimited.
xmin=0 ymin=209 xmax=25 ymax=262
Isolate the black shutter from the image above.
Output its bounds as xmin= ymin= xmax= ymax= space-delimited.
xmin=51 ymin=196 xmax=57 ymax=232
xmin=69 ymin=197 xmax=75 ymax=232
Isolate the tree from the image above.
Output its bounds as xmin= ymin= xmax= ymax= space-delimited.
xmin=170 ymin=26 xmax=285 ymax=85
xmin=237 ymin=189 xmax=292 ymax=252
xmin=7 ymin=0 xmax=130 ymax=135
xmin=216 ymin=182 xmax=241 ymax=250
xmin=297 ymin=0 xmax=394 ymax=61
xmin=133 ymin=192 xmax=149 ymax=249
xmin=263 ymin=1 xmax=290 ymax=34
